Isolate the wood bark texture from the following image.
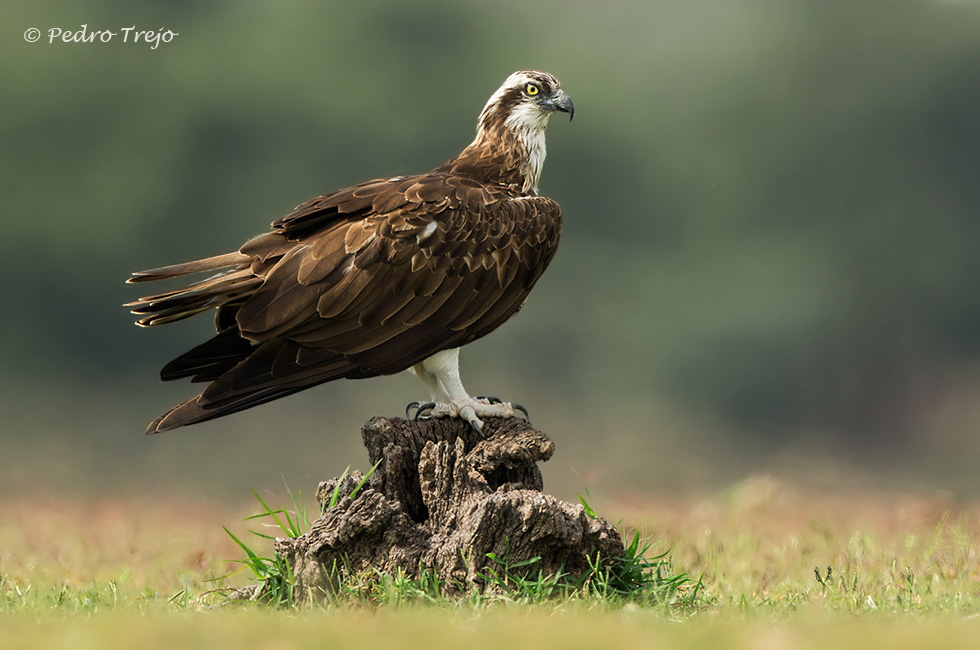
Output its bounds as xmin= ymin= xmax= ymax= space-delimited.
xmin=275 ymin=416 xmax=624 ymax=600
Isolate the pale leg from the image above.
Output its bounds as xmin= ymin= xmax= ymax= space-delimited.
xmin=408 ymin=363 xmax=452 ymax=402
xmin=409 ymin=348 xmax=526 ymax=434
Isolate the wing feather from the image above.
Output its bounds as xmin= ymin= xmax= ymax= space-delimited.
xmin=297 ymin=225 xmax=351 ymax=284
xmin=133 ymin=171 xmax=563 ymax=432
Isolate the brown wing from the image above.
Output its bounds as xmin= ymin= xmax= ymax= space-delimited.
xmin=129 ymin=173 xmax=562 ymax=433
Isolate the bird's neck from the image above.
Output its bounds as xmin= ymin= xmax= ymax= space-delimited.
xmin=442 ymin=119 xmax=548 ymax=195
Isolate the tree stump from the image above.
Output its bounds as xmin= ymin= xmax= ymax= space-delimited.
xmin=274 ymin=416 xmax=624 ymax=601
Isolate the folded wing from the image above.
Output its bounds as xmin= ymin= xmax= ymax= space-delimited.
xmin=127 ymin=174 xmax=561 ymax=433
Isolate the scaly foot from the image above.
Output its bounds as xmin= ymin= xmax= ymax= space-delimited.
xmin=405 ymin=397 xmax=529 ymax=436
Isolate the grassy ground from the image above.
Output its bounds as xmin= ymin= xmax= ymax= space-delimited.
xmin=1 ymin=477 xmax=979 ymax=648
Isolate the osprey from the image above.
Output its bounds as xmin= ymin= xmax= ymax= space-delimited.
xmin=128 ymin=71 xmax=573 ymax=435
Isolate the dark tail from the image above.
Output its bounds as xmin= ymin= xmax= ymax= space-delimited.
xmin=145 ymin=339 xmax=363 ymax=434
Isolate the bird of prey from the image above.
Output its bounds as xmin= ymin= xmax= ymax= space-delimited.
xmin=127 ymin=70 xmax=573 ymax=435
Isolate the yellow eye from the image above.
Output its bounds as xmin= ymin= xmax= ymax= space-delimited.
xmin=525 ymin=83 xmax=540 ymax=96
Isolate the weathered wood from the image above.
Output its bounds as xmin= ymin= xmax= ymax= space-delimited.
xmin=275 ymin=416 xmax=624 ymax=601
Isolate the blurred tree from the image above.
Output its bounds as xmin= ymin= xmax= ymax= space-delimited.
xmin=2 ymin=0 xmax=979 ymax=475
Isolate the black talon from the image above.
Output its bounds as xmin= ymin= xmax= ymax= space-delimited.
xmin=475 ymin=395 xmax=502 ymax=405
xmin=470 ymin=419 xmax=485 ymax=438
xmin=513 ymin=403 xmax=530 ymax=423
xmin=405 ymin=401 xmax=420 ymax=420
xmin=414 ymin=402 xmax=436 ymax=421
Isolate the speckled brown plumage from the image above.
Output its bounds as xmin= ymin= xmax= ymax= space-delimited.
xmin=127 ymin=71 xmax=570 ymax=434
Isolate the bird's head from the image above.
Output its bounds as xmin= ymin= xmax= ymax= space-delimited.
xmin=478 ymin=71 xmax=574 ymax=135
xmin=460 ymin=71 xmax=572 ymax=193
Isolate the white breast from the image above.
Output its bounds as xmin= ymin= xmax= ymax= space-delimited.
xmin=505 ymin=105 xmax=551 ymax=194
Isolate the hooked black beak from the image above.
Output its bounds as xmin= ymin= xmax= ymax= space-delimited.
xmin=539 ymin=90 xmax=575 ymax=121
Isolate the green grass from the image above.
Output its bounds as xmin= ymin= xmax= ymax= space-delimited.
xmin=2 ymin=479 xmax=979 ymax=648
xmin=2 ymin=604 xmax=980 ymax=650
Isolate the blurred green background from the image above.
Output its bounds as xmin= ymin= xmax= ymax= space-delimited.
xmin=3 ymin=0 xmax=979 ymax=502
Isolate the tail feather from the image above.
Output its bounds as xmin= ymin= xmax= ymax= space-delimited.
xmin=146 ymin=385 xmax=310 ymax=433
xmin=126 ymin=270 xmax=262 ymax=327
xmin=127 ymin=252 xmax=250 ymax=283
xmin=146 ymin=335 xmax=363 ymax=433
xmin=146 ymin=366 xmax=350 ymax=433
xmin=160 ymin=330 xmax=257 ymax=382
